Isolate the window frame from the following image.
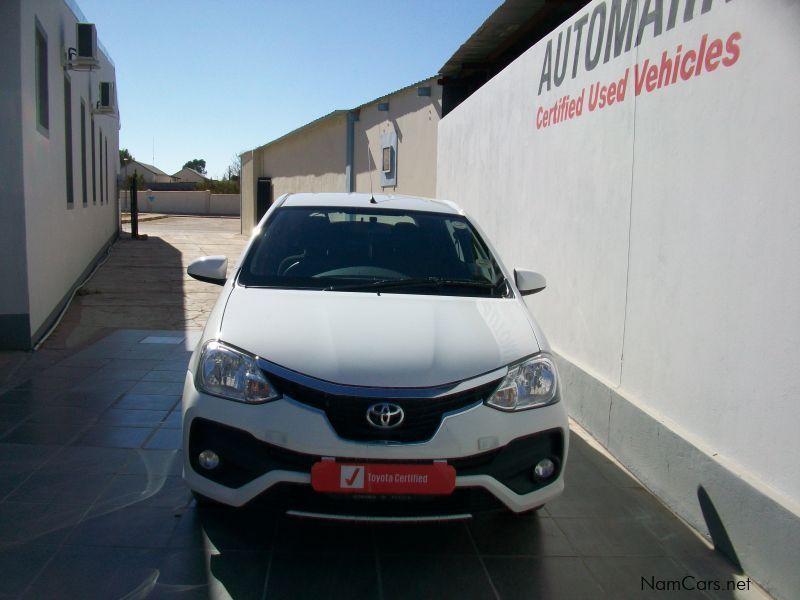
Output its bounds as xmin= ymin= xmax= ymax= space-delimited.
xmin=34 ymin=18 xmax=49 ymax=136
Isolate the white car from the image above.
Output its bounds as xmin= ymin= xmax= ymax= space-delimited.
xmin=182 ymin=192 xmax=568 ymax=520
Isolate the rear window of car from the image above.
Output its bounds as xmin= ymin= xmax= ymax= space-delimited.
xmin=237 ymin=206 xmax=509 ymax=297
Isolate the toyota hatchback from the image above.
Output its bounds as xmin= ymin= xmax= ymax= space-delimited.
xmin=182 ymin=192 xmax=568 ymax=519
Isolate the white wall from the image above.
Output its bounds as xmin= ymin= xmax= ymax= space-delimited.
xmin=0 ymin=0 xmax=30 ymax=330
xmin=438 ymin=0 xmax=800 ymax=526
xmin=20 ymin=0 xmax=120 ymax=339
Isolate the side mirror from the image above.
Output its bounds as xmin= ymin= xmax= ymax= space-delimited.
xmin=514 ymin=269 xmax=546 ymax=295
xmin=187 ymin=256 xmax=228 ymax=286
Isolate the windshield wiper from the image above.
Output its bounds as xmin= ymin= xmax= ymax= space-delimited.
xmin=324 ymin=276 xmax=504 ymax=293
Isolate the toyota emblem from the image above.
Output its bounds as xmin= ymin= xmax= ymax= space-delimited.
xmin=366 ymin=403 xmax=405 ymax=429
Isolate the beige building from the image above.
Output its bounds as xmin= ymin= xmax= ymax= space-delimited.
xmin=240 ymin=77 xmax=441 ymax=234
xmin=172 ymin=166 xmax=208 ymax=184
xmin=119 ymin=159 xmax=175 ymax=184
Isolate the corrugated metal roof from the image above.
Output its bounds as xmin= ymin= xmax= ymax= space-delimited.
xmin=439 ymin=0 xmax=587 ymax=78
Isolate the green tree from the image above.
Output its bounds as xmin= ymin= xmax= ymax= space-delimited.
xmin=119 ymin=148 xmax=133 ymax=165
xmin=183 ymin=158 xmax=207 ymax=174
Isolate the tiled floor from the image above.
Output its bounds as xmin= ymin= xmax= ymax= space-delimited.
xmin=0 ymin=330 xmax=768 ymax=599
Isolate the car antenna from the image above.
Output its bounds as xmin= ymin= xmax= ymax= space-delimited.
xmin=366 ymin=140 xmax=377 ymax=204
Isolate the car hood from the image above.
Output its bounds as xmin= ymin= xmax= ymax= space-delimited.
xmin=219 ymin=288 xmax=540 ymax=388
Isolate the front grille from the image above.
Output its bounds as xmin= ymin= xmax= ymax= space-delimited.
xmin=267 ymin=374 xmax=502 ymax=443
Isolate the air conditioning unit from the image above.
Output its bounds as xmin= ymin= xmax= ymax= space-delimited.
xmin=95 ymin=81 xmax=114 ymax=113
xmin=67 ymin=23 xmax=99 ymax=69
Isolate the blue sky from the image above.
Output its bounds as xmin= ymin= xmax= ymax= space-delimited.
xmin=77 ymin=0 xmax=503 ymax=179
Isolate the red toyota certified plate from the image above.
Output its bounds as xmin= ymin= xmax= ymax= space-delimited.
xmin=311 ymin=461 xmax=456 ymax=495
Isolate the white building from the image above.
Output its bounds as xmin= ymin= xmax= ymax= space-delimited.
xmin=437 ymin=1 xmax=799 ymax=597
xmin=0 ymin=0 xmax=120 ymax=350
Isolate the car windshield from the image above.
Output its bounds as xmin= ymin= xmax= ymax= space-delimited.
xmin=238 ymin=206 xmax=510 ymax=297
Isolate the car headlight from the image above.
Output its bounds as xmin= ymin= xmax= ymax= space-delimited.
xmin=486 ymin=354 xmax=559 ymax=411
xmin=196 ymin=340 xmax=279 ymax=404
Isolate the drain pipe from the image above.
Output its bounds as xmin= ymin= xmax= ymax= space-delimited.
xmin=345 ymin=110 xmax=359 ymax=193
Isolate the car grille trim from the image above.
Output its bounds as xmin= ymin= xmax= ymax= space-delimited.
xmin=255 ymin=359 xmax=504 ymax=443
xmin=255 ymin=357 xmax=507 ymax=399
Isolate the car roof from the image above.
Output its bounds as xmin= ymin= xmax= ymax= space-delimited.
xmin=280 ymin=192 xmax=463 ymax=215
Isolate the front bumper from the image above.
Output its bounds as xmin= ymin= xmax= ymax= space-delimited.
xmin=182 ymin=372 xmax=568 ymax=516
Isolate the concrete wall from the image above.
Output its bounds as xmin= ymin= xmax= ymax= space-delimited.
xmin=353 ymin=82 xmax=442 ymax=197
xmin=16 ymin=0 xmax=120 ymax=345
xmin=0 ymin=0 xmax=31 ymax=348
xmin=120 ymin=191 xmax=240 ymax=216
xmin=437 ymin=1 xmax=800 ymax=597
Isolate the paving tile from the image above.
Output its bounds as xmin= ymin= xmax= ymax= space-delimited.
xmin=273 ymin=515 xmax=373 ymax=555
xmin=122 ymin=448 xmax=183 ymax=476
xmin=546 ymin=480 xmax=635 ymax=519
xmin=65 ymin=505 xmax=180 ymax=548
xmin=89 ymin=366 xmax=151 ymax=382
xmin=483 ymin=556 xmax=607 ymax=600
xmin=90 ymin=474 xmax=192 ymax=513
xmin=144 ymin=427 xmax=182 ymax=450
xmin=56 ymin=356 xmax=112 ymax=368
xmin=141 ymin=370 xmax=187 ymax=383
xmin=583 ymin=556 xmax=709 ymax=599
xmin=130 ymin=381 xmax=185 ymax=395
xmin=0 ymin=388 xmax=64 ymax=406
xmin=69 ymin=378 xmax=139 ymax=397
xmin=76 ymin=425 xmax=154 ymax=449
xmin=266 ymin=552 xmax=378 ymax=600
xmin=37 ymin=446 xmax=134 ymax=475
xmin=7 ymin=469 xmax=114 ymax=505
xmin=380 ymin=554 xmax=496 ymax=600
xmin=13 ymin=377 xmax=73 ymax=391
xmin=151 ymin=358 xmax=192 ymax=372
xmin=555 ymin=517 xmax=667 ymax=557
xmin=27 ymin=405 xmax=103 ymax=424
xmin=0 ymin=471 xmax=31 ymax=499
xmin=373 ymin=521 xmax=475 ymax=556
xmin=469 ymin=514 xmax=577 ymax=557
xmin=1 ymin=421 xmax=89 ymax=445
xmin=114 ymin=393 xmax=181 ymax=411
xmin=0 ymin=420 xmax=22 ymax=440
xmin=162 ymin=410 xmax=183 ymax=429
xmin=49 ymin=389 xmax=124 ymax=409
xmin=0 ymin=443 xmax=61 ymax=472
xmin=99 ymin=408 xmax=168 ymax=427
xmin=23 ymin=545 xmax=164 ymax=600
xmin=0 ymin=544 xmax=59 ymax=598
xmin=168 ymin=505 xmax=279 ymax=551
xmin=0 ymin=403 xmax=38 ymax=420
xmin=157 ymin=548 xmax=270 ymax=600
xmin=0 ymin=501 xmax=84 ymax=547
xmin=41 ymin=365 xmax=100 ymax=380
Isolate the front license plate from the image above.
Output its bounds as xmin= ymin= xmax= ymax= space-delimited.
xmin=311 ymin=461 xmax=456 ymax=495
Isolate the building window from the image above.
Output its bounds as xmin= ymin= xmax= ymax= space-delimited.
xmin=91 ymin=117 xmax=96 ymax=204
xmin=64 ymin=75 xmax=73 ymax=207
xmin=35 ymin=21 xmax=49 ymax=133
xmin=80 ymin=99 xmax=87 ymax=206
xmin=104 ymin=135 xmax=109 ymax=206
xmin=99 ymin=132 xmax=104 ymax=205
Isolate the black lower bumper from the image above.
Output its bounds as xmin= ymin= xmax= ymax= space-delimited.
xmin=188 ymin=418 xmax=564 ymax=500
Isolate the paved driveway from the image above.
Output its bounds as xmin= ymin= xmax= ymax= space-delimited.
xmin=0 ymin=218 xmax=768 ymax=598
